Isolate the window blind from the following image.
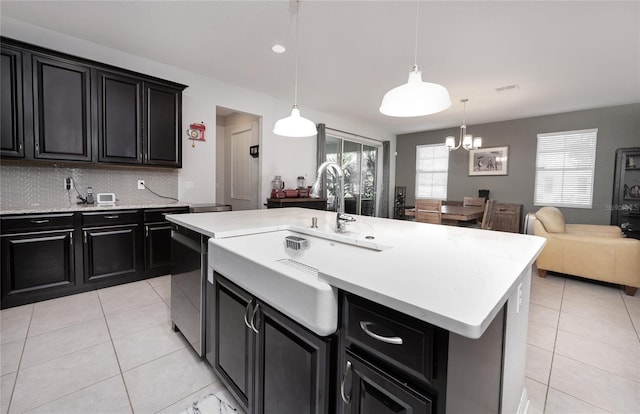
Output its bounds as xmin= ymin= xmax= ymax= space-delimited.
xmin=415 ymin=144 xmax=449 ymax=200
xmin=534 ymin=129 xmax=597 ymax=209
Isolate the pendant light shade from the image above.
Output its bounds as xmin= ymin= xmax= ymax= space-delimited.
xmin=379 ymin=66 xmax=451 ymax=117
xmin=273 ymin=105 xmax=317 ymax=138
xmin=380 ymin=1 xmax=451 ymax=118
xmin=273 ymin=1 xmax=316 ymax=138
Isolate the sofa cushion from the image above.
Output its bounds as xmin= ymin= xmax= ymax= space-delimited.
xmin=535 ymin=207 xmax=566 ymax=233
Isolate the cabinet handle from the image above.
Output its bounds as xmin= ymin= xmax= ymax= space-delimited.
xmin=340 ymin=360 xmax=352 ymax=404
xmin=250 ymin=303 xmax=260 ymax=334
xmin=30 ymin=219 xmax=50 ymax=224
xmin=145 ymin=225 xmax=149 ymax=237
xmin=359 ymin=321 xmax=403 ymax=345
xmin=103 ymin=215 xmax=120 ymax=219
xmin=243 ymin=300 xmax=254 ymax=329
xmin=19 ymin=143 xmax=23 ymax=151
xmin=69 ymin=232 xmax=73 ymax=247
xmin=83 ymin=231 xmax=87 ymax=244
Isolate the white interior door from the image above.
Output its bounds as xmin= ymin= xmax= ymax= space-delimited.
xmin=226 ymin=123 xmax=259 ymax=210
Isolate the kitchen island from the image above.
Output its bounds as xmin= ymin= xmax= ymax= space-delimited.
xmin=166 ymin=208 xmax=546 ymax=414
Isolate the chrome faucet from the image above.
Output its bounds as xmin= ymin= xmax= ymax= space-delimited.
xmin=310 ymin=161 xmax=356 ymax=233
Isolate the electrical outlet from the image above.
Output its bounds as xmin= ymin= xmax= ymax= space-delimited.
xmin=137 ymin=180 xmax=145 ymax=190
xmin=64 ymin=177 xmax=73 ymax=190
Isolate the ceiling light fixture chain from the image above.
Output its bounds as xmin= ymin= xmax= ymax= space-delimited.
xmin=445 ymin=98 xmax=482 ymax=151
xmin=413 ymin=0 xmax=419 ymax=69
xmin=293 ymin=0 xmax=300 ymax=107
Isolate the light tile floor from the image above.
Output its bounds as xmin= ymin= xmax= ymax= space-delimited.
xmin=0 ymin=276 xmax=244 ymax=414
xmin=526 ymin=273 xmax=640 ymax=414
xmin=1 ymin=273 xmax=638 ymax=413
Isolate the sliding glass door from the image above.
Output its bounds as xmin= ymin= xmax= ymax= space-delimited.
xmin=325 ymin=135 xmax=379 ymax=216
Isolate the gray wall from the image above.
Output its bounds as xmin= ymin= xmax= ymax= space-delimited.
xmin=396 ymin=103 xmax=640 ymax=225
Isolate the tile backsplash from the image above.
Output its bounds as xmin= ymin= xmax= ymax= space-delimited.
xmin=0 ymin=163 xmax=178 ymax=211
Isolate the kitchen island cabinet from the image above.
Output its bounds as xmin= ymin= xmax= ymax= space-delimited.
xmin=212 ymin=274 xmax=332 ymax=414
xmin=167 ymin=208 xmax=545 ymax=414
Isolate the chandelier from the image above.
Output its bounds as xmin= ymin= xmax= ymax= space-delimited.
xmin=445 ymin=99 xmax=482 ymax=151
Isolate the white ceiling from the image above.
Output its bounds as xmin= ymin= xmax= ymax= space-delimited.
xmin=1 ymin=1 xmax=639 ymax=135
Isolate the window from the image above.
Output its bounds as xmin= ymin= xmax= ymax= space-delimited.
xmin=534 ymin=129 xmax=597 ymax=208
xmin=415 ymin=144 xmax=449 ymax=200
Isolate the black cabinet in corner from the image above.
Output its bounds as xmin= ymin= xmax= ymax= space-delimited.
xmin=32 ymin=54 xmax=92 ymax=162
xmin=1 ymin=45 xmax=25 ymax=158
xmin=611 ymin=147 xmax=640 ymax=240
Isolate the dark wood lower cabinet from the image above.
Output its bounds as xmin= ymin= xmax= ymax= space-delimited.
xmin=1 ymin=229 xmax=75 ymax=307
xmin=82 ymin=224 xmax=140 ymax=282
xmin=213 ymin=276 xmax=253 ymax=411
xmin=212 ymin=274 xmax=332 ymax=414
xmin=1 ymin=208 xmax=185 ymax=309
xmin=144 ymin=223 xmax=173 ymax=273
xmin=340 ymin=350 xmax=432 ymax=414
xmin=255 ymin=301 xmax=331 ymax=414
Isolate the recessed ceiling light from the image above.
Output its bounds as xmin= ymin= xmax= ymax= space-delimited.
xmin=272 ymin=44 xmax=286 ymax=54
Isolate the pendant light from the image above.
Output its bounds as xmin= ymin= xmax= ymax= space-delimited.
xmin=273 ymin=1 xmax=317 ymax=138
xmin=379 ymin=1 xmax=451 ymax=117
xmin=445 ymin=99 xmax=482 ymax=151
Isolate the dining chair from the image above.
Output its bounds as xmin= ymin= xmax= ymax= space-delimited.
xmin=480 ymin=199 xmax=497 ymax=230
xmin=461 ymin=199 xmax=497 ymax=230
xmin=415 ymin=199 xmax=442 ymax=224
xmin=463 ymin=196 xmax=485 ymax=207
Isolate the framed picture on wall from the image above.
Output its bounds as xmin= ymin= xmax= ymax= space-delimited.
xmin=468 ymin=146 xmax=509 ymax=176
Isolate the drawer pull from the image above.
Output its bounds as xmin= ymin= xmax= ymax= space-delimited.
xmin=340 ymin=361 xmax=352 ymax=404
xmin=360 ymin=321 xmax=404 ymax=345
xmin=103 ymin=215 xmax=120 ymax=219
xmin=30 ymin=219 xmax=50 ymax=224
xmin=243 ymin=300 xmax=254 ymax=329
xmin=250 ymin=303 xmax=260 ymax=334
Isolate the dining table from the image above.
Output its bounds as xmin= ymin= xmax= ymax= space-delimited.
xmin=441 ymin=204 xmax=485 ymax=224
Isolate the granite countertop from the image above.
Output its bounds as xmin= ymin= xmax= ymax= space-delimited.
xmin=167 ymin=208 xmax=546 ymax=338
xmin=0 ymin=201 xmax=190 ymax=215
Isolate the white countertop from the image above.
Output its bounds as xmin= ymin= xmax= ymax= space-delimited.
xmin=167 ymin=208 xmax=546 ymax=338
xmin=0 ymin=202 xmax=190 ymax=215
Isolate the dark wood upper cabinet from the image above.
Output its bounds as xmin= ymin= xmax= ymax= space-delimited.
xmin=1 ymin=45 xmax=25 ymax=158
xmin=0 ymin=37 xmax=186 ymax=167
xmin=144 ymin=82 xmax=182 ymax=167
xmin=32 ymin=54 xmax=92 ymax=161
xmin=96 ymin=70 xmax=143 ymax=163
